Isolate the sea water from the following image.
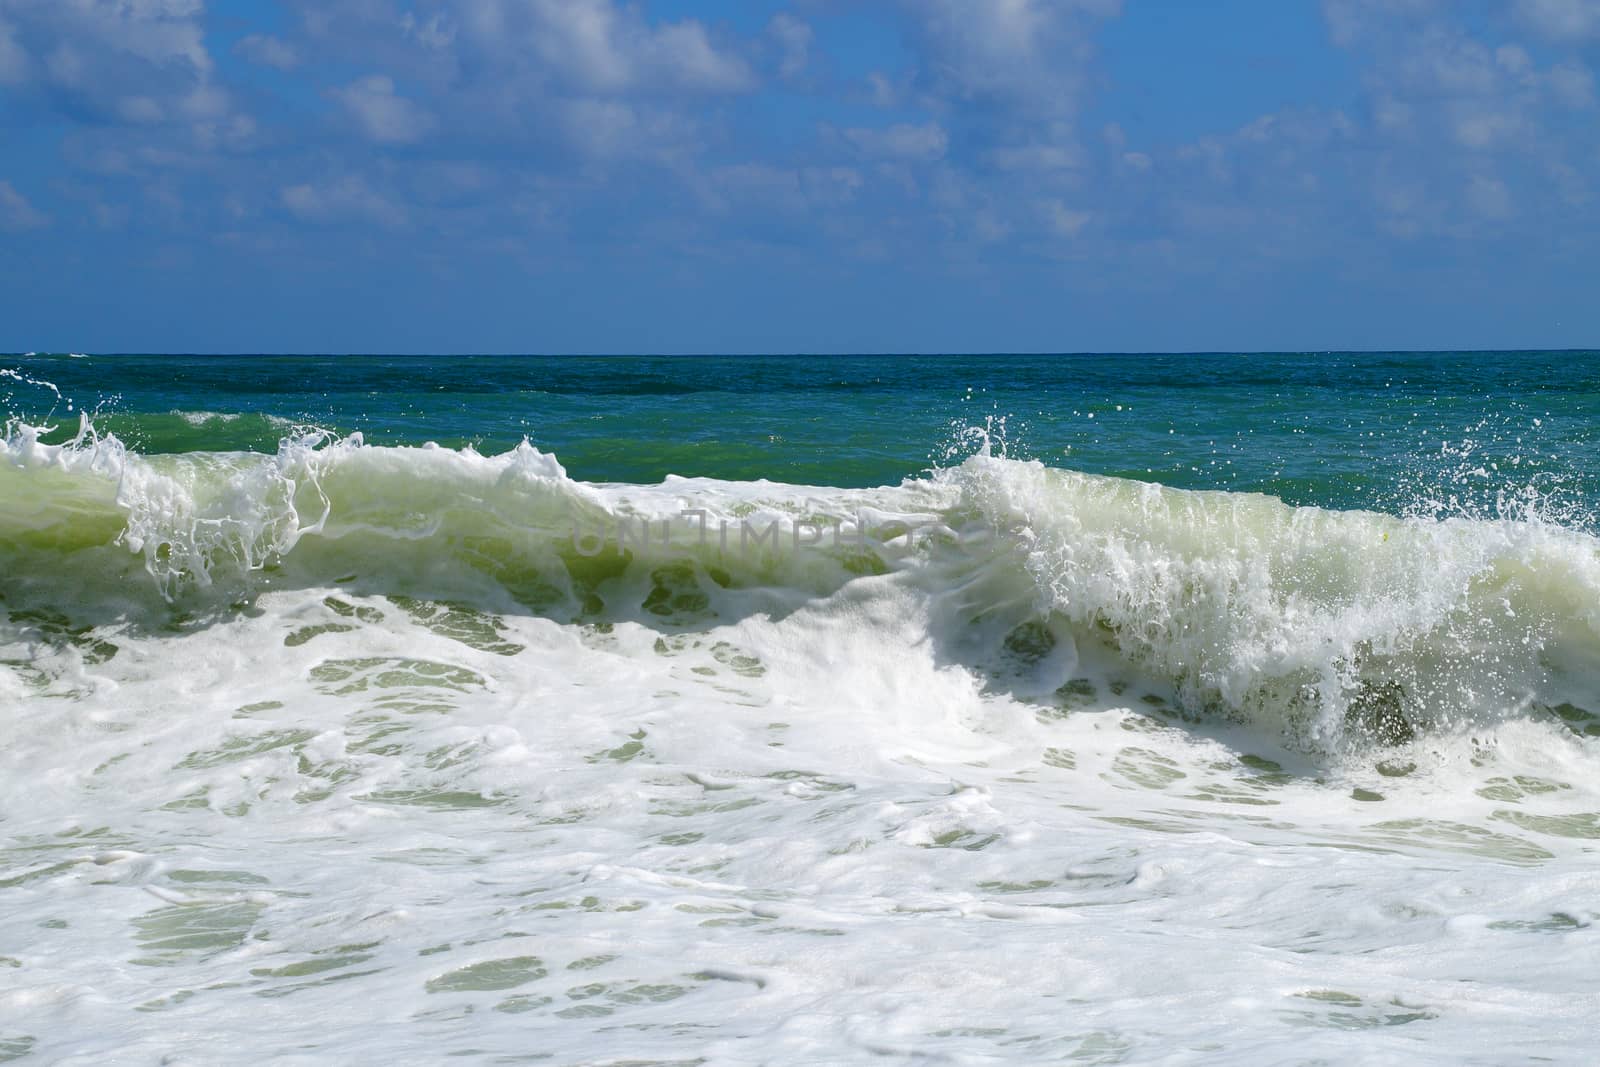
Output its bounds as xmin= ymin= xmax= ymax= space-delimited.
xmin=3 ymin=352 xmax=1599 ymax=1065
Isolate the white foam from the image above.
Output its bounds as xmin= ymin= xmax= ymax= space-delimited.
xmin=4 ymin=428 xmax=1600 ymax=1063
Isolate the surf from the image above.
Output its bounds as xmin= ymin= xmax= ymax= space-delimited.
xmin=5 ymin=417 xmax=1600 ymax=754
xmin=7 ymin=356 xmax=1600 ymax=1065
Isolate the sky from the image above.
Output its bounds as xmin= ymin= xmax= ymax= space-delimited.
xmin=0 ymin=0 xmax=1597 ymax=354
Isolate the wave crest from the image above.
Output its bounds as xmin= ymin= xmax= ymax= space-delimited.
xmin=5 ymin=422 xmax=1599 ymax=749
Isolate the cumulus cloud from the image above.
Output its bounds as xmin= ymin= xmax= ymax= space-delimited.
xmin=332 ymin=75 xmax=434 ymax=145
xmin=1514 ymin=0 xmax=1600 ymax=40
xmin=1121 ymin=3 xmax=1594 ymax=245
xmin=844 ymin=122 xmax=949 ymax=162
xmin=1545 ymin=63 xmax=1596 ymax=107
xmin=0 ymin=0 xmax=233 ymax=133
xmin=768 ymin=13 xmax=811 ymax=80
xmin=990 ymin=140 xmax=1082 ymax=172
xmin=280 ymin=175 xmax=406 ymax=227
xmin=1041 ymin=199 xmax=1092 ymax=237
xmin=1453 ymin=110 xmax=1525 ymax=149
xmin=235 ymin=33 xmax=299 ymax=71
xmin=1322 ymin=0 xmax=1437 ymax=48
xmin=2 ymin=0 xmax=1595 ymax=302
xmin=0 ymin=180 xmax=49 ymax=230
xmin=1465 ymin=173 xmax=1514 ymax=219
xmin=0 ymin=16 xmax=27 ymax=84
xmin=1323 ymin=0 xmax=1593 ymax=153
xmin=890 ymin=0 xmax=1123 ymax=220
xmin=452 ymin=0 xmax=754 ymax=94
xmin=907 ymin=0 xmax=1118 ymax=113
xmin=704 ymin=163 xmax=862 ymax=216
xmin=554 ymin=96 xmax=703 ymax=161
xmin=273 ymin=0 xmax=758 ymax=166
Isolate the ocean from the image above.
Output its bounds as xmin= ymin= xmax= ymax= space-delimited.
xmin=3 ymin=351 xmax=1599 ymax=1064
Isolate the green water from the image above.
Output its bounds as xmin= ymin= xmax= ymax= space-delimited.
xmin=7 ymin=351 xmax=1597 ymax=518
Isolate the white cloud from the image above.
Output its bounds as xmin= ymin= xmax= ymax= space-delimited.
xmin=332 ymin=75 xmax=434 ymax=145
xmin=1372 ymin=94 xmax=1414 ymax=133
xmin=0 ymin=17 xmax=26 ymax=84
xmin=554 ymin=96 xmax=704 ymax=161
xmin=907 ymin=0 xmax=1120 ymax=114
xmin=278 ymin=0 xmax=755 ymax=165
xmin=704 ymin=163 xmax=862 ymax=215
xmin=280 ymin=176 xmax=406 ymax=227
xmin=1546 ymin=63 xmax=1596 ymax=107
xmin=1453 ymin=109 xmax=1524 ymax=149
xmin=643 ymin=20 xmax=752 ymax=92
xmin=887 ymin=0 xmax=1122 ymax=227
xmin=1514 ymin=0 xmax=1600 ymax=40
xmin=844 ymin=122 xmax=948 ymax=162
xmin=1322 ymin=0 xmax=1438 ymax=48
xmin=1465 ymin=174 xmax=1514 ymax=219
xmin=1547 ymin=159 xmax=1589 ymax=204
xmin=1398 ymin=27 xmax=1501 ymax=96
xmin=6 ymin=0 xmax=1591 ymax=276
xmin=1176 ymin=137 xmax=1232 ymax=184
xmin=458 ymin=0 xmax=754 ymax=94
xmin=556 ymin=97 xmax=646 ymax=157
xmin=990 ymin=141 xmax=1081 ymax=171
xmin=1374 ymin=175 xmax=1429 ymax=236
xmin=118 ymin=95 xmax=165 ymax=123
xmin=1495 ymin=44 xmax=1532 ymax=76
xmin=400 ymin=11 xmax=455 ymax=50
xmin=235 ymin=34 xmax=299 ymax=71
xmin=768 ymin=13 xmax=811 ymax=80
xmin=1041 ymin=199 xmax=1091 ymax=237
xmin=866 ymin=71 xmax=901 ymax=109
xmin=1324 ymin=1 xmax=1593 ymax=159
xmin=0 ymin=180 xmax=49 ymax=230
xmin=14 ymin=0 xmax=213 ymax=77
xmin=0 ymin=0 xmax=234 ymax=136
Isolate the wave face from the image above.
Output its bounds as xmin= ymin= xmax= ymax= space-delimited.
xmin=6 ymin=422 xmax=1599 ymax=750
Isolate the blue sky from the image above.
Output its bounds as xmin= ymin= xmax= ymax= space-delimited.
xmin=1 ymin=0 xmax=1597 ymax=353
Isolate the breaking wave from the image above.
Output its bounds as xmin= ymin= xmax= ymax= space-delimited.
xmin=5 ymin=414 xmax=1600 ymax=754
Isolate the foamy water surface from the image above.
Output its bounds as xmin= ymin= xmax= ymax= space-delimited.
xmin=4 ymin=355 xmax=1600 ymax=1064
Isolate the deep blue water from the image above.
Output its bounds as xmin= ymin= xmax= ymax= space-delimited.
xmin=5 ymin=351 xmax=1597 ymax=519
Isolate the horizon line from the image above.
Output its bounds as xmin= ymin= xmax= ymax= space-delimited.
xmin=8 ymin=348 xmax=1600 ymax=359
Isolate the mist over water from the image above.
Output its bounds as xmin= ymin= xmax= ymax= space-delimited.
xmin=4 ymin=353 xmax=1600 ymax=1064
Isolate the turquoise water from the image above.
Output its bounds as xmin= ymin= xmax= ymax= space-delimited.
xmin=9 ymin=351 xmax=1597 ymax=516
xmin=5 ymin=351 xmax=1600 ymax=1064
